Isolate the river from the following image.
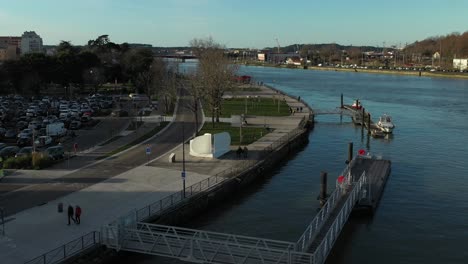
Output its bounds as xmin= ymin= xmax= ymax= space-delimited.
xmin=120 ymin=65 xmax=468 ymax=264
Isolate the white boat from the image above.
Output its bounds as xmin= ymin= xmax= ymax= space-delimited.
xmin=377 ymin=114 xmax=395 ymax=133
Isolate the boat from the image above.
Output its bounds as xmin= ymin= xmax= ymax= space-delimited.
xmin=351 ymin=99 xmax=362 ymax=110
xmin=377 ymin=114 xmax=395 ymax=133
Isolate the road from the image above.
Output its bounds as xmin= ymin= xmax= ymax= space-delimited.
xmin=0 ymin=85 xmax=200 ymax=217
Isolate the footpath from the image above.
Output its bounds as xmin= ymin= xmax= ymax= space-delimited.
xmin=0 ymin=85 xmax=311 ymax=264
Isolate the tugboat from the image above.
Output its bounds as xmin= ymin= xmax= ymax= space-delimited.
xmin=377 ymin=114 xmax=395 ymax=133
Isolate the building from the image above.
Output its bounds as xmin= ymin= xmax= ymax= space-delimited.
xmin=286 ymin=56 xmax=302 ymax=66
xmin=0 ymin=36 xmax=21 ymax=49
xmin=20 ymin=31 xmax=43 ymax=55
xmin=453 ymin=59 xmax=468 ymax=71
xmin=0 ymin=36 xmax=21 ymax=61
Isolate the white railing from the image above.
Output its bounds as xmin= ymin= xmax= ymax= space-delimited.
xmin=310 ymin=172 xmax=367 ymax=264
xmin=102 ymin=222 xmax=315 ymax=264
xmin=295 ymin=157 xmax=357 ymax=252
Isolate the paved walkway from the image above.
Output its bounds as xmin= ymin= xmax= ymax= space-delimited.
xmin=0 ymin=85 xmax=310 ymax=264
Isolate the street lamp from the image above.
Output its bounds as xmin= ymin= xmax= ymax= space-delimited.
xmin=181 ymin=121 xmax=186 ymax=198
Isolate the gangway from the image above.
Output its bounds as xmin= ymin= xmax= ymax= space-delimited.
xmin=101 ymin=222 xmax=315 ymax=264
xmin=100 ymin=155 xmax=391 ymax=264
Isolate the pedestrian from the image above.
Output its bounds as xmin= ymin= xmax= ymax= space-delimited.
xmin=67 ymin=205 xmax=76 ymax=225
xmin=300 ymin=106 xmax=303 ymax=112
xmin=296 ymin=107 xmax=299 ymax=112
xmin=298 ymin=96 xmax=301 ymax=102
xmin=236 ymin=146 xmax=242 ymax=158
xmin=75 ymin=205 xmax=82 ymax=224
xmin=243 ymin=146 xmax=248 ymax=158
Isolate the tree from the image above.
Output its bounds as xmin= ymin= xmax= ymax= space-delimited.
xmin=121 ymin=48 xmax=154 ymax=85
xmin=190 ymin=37 xmax=238 ymax=127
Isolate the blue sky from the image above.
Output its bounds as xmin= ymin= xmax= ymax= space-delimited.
xmin=0 ymin=0 xmax=467 ymax=48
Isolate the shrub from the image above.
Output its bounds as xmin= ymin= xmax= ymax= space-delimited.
xmin=32 ymin=152 xmax=54 ymax=169
xmin=3 ymin=155 xmax=32 ymax=169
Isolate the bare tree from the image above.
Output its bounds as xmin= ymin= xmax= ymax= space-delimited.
xmin=190 ymin=37 xmax=238 ymax=127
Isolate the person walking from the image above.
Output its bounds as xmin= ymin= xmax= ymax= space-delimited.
xmin=67 ymin=205 xmax=75 ymax=225
xmin=75 ymin=205 xmax=82 ymax=225
xmin=243 ymin=146 xmax=248 ymax=158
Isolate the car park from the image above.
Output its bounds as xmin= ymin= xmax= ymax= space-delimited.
xmin=0 ymin=146 xmax=20 ymax=159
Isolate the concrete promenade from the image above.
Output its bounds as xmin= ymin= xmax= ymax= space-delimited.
xmin=0 ymin=85 xmax=310 ymax=264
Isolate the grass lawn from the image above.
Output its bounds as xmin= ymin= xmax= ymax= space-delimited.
xmin=199 ymin=122 xmax=271 ymax=146
xmin=212 ymin=97 xmax=290 ymax=117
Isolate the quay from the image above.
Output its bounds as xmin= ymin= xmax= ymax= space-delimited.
xmin=3 ymin=85 xmax=391 ymax=264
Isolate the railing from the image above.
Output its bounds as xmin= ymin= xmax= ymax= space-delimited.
xmin=310 ymin=172 xmax=367 ymax=264
xmin=295 ymin=157 xmax=359 ymax=252
xmin=102 ymin=222 xmax=315 ymax=264
xmin=24 ymin=231 xmax=100 ymax=264
xmin=295 ymin=181 xmax=343 ymax=252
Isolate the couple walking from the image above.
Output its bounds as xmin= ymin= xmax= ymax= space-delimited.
xmin=67 ymin=205 xmax=82 ymax=225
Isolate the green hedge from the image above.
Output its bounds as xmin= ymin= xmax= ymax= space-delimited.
xmin=2 ymin=154 xmax=55 ymax=170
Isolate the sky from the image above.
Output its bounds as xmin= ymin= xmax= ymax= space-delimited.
xmin=0 ymin=0 xmax=467 ymax=48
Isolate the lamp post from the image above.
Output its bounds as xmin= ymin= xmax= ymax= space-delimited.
xmin=181 ymin=121 xmax=186 ymax=198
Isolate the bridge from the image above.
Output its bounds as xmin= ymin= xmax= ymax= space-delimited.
xmin=154 ymin=54 xmax=197 ymax=62
xmin=100 ymin=155 xmax=391 ymax=264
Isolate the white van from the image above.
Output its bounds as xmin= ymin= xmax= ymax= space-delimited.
xmin=46 ymin=122 xmax=67 ymax=137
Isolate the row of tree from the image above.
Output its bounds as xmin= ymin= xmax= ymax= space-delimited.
xmin=0 ymin=35 xmax=174 ymax=99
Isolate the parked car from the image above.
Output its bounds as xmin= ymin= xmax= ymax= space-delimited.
xmin=0 ymin=143 xmax=7 ymax=151
xmin=111 ymin=109 xmax=129 ymax=117
xmin=4 ymin=129 xmax=17 ymax=139
xmin=15 ymin=146 xmax=33 ymax=158
xmin=0 ymin=146 xmax=20 ymax=159
xmin=44 ymin=145 xmax=64 ymax=160
xmin=46 ymin=122 xmax=67 ymax=137
xmin=138 ymin=108 xmax=152 ymax=116
xmin=17 ymin=136 xmax=32 ymax=147
xmin=34 ymin=136 xmax=53 ymax=147
xmin=17 ymin=128 xmax=33 ymax=139
xmin=69 ymin=120 xmax=81 ymax=130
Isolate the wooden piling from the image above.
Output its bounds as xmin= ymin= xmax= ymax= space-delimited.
xmin=347 ymin=142 xmax=353 ymax=164
xmin=320 ymin=171 xmax=328 ymax=207
xmin=367 ymin=113 xmax=371 ymax=134
xmin=340 ymin=94 xmax=344 ymax=108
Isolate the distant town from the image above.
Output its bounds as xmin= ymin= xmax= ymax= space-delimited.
xmin=1 ymin=31 xmax=467 ymax=72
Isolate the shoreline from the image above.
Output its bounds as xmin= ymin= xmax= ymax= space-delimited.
xmin=241 ymin=62 xmax=468 ymax=80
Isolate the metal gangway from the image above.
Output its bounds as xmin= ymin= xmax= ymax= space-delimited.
xmin=313 ymin=108 xmax=355 ymax=116
xmin=101 ymin=166 xmax=369 ymax=264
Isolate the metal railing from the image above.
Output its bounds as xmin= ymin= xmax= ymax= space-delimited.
xmin=102 ymin=222 xmax=315 ymax=264
xmin=310 ymin=172 xmax=367 ymax=264
xmin=24 ymin=231 xmax=100 ymax=264
xmin=295 ymin=158 xmax=358 ymax=252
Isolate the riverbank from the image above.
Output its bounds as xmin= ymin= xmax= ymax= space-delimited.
xmin=241 ymin=61 xmax=468 ymax=80
xmin=9 ymin=84 xmax=313 ymax=264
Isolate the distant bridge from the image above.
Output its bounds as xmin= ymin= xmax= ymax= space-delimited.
xmin=154 ymin=54 xmax=197 ymax=61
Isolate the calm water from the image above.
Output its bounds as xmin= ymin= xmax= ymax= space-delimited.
xmin=124 ymin=66 xmax=468 ymax=264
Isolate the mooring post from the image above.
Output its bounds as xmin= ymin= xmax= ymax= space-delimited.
xmin=340 ymin=93 xmax=344 ymax=108
xmin=367 ymin=113 xmax=371 ymax=134
xmin=347 ymin=142 xmax=353 ymax=164
xmin=320 ymin=171 xmax=328 ymax=207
